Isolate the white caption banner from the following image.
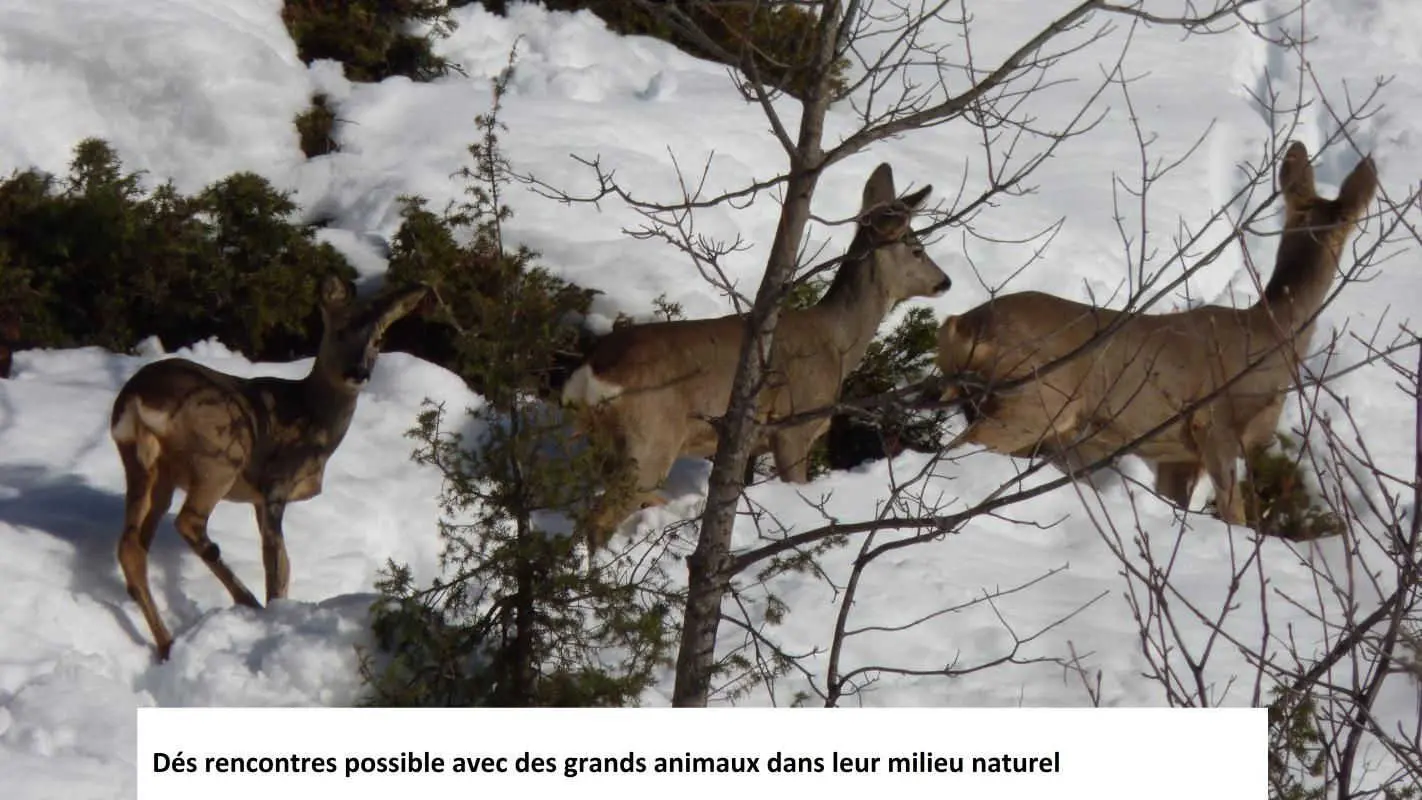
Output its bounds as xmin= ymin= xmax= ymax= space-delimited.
xmin=137 ymin=707 xmax=1262 ymax=799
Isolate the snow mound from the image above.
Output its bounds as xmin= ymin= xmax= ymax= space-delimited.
xmin=0 ymin=0 xmax=310 ymax=194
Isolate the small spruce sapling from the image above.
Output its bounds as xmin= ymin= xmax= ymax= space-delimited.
xmin=361 ymin=58 xmax=673 ymax=707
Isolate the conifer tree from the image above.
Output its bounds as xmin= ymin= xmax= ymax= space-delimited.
xmin=363 ymin=62 xmax=674 ymax=706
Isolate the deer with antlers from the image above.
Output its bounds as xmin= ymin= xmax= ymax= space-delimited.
xmin=562 ymin=163 xmax=952 ymax=547
xmin=110 ymin=276 xmax=430 ymax=661
xmin=935 ymin=141 xmax=1378 ymax=525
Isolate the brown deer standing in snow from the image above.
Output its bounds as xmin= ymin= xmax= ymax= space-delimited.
xmin=110 ymin=276 xmax=430 ymax=661
xmin=562 ymin=163 xmax=951 ymax=547
xmin=935 ymin=141 xmax=1377 ymax=525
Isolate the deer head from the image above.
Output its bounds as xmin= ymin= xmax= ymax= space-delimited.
xmin=1279 ymin=141 xmax=1378 ymax=242
xmin=311 ymin=276 xmax=432 ymax=389
xmin=1265 ymin=142 xmax=1378 ymax=307
xmin=855 ymin=163 xmax=951 ymax=302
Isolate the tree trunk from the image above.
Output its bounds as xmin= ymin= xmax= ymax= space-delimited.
xmin=671 ymin=0 xmax=847 ymax=707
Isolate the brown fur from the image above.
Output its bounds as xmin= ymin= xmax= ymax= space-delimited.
xmin=110 ymin=277 xmax=429 ymax=661
xmin=563 ymin=164 xmax=952 ymax=546
xmin=935 ymin=142 xmax=1377 ymax=524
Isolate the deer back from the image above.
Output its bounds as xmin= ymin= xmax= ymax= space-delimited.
xmin=578 ymin=314 xmax=750 ymax=423
xmin=110 ymin=360 xmax=334 ymax=503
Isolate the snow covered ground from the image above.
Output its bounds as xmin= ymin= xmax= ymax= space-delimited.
xmin=1 ymin=1 xmax=1419 ymax=797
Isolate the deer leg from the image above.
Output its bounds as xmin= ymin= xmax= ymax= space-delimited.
xmin=1190 ymin=420 xmax=1247 ymax=526
xmin=256 ymin=498 xmax=290 ymax=603
xmin=172 ymin=483 xmax=261 ymax=610
xmin=1205 ymin=456 xmax=1247 ymax=526
xmin=587 ymin=491 xmax=662 ymax=551
xmin=770 ymin=422 xmax=826 ymax=484
xmin=742 ymin=441 xmax=774 ymax=487
xmin=742 ymin=453 xmax=761 ymax=487
xmin=1242 ymin=395 xmax=1285 ymax=454
xmin=116 ymin=445 xmax=177 ymax=661
xmin=585 ymin=430 xmax=679 ymax=550
xmin=1155 ymin=461 xmax=1202 ymax=510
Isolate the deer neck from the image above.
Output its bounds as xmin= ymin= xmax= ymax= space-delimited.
xmin=298 ymin=369 xmax=362 ymax=451
xmin=813 ymin=248 xmax=897 ymax=379
xmin=1255 ymin=227 xmax=1339 ymax=332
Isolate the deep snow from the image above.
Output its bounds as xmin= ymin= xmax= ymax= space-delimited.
xmin=0 ymin=1 xmax=1419 ymax=797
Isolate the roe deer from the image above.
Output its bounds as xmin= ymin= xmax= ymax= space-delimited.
xmin=561 ymin=163 xmax=951 ymax=547
xmin=110 ymin=276 xmax=430 ymax=661
xmin=935 ymin=142 xmax=1377 ymax=524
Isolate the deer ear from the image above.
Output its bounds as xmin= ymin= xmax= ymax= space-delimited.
xmin=319 ymin=275 xmax=353 ymax=311
xmin=1279 ymin=141 xmax=1316 ymax=203
xmin=900 ymin=184 xmax=932 ymax=211
xmin=374 ymin=284 xmax=432 ymax=335
xmin=861 ymin=163 xmax=896 ymax=212
xmin=1336 ymin=154 xmax=1378 ymax=220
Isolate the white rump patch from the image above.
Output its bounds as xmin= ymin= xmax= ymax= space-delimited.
xmin=112 ymin=399 xmax=174 ymax=442
xmin=561 ymin=365 xmax=624 ymax=406
xmin=135 ymin=402 xmax=173 ymax=436
xmin=112 ymin=400 xmax=172 ymax=441
xmin=109 ymin=403 xmax=138 ymax=443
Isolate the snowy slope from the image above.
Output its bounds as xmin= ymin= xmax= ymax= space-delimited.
xmin=0 ymin=1 xmax=1419 ymax=797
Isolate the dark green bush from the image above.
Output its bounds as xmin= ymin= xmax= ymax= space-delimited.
xmin=282 ymin=0 xmax=458 ymax=83
xmin=824 ymin=305 xmax=948 ymax=471
xmin=0 ymin=138 xmax=355 ymax=360
xmin=1241 ymin=434 xmax=1344 ymax=541
xmin=468 ymin=0 xmax=849 ymax=101
xmin=296 ymin=94 xmax=340 ymax=158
